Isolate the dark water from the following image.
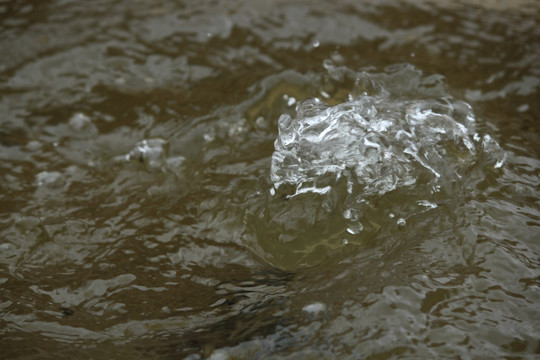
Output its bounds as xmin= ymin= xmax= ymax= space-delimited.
xmin=1 ymin=0 xmax=540 ymax=358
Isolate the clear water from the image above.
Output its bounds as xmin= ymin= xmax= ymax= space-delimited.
xmin=1 ymin=0 xmax=539 ymax=359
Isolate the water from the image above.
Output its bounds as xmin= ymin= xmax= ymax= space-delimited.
xmin=1 ymin=0 xmax=539 ymax=358
xmin=264 ymin=65 xmax=505 ymax=269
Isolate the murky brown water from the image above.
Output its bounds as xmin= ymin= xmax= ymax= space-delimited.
xmin=1 ymin=0 xmax=540 ymax=358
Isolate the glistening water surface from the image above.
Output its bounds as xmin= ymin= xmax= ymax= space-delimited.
xmin=1 ymin=0 xmax=539 ymax=358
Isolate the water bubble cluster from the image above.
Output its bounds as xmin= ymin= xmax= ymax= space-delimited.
xmin=270 ymin=66 xmax=505 ymax=235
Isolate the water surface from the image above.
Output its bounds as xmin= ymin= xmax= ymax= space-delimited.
xmin=1 ymin=0 xmax=540 ymax=358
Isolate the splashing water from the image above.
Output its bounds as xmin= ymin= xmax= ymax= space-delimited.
xmin=272 ymin=94 xmax=503 ymax=194
xmin=260 ymin=65 xmax=505 ymax=268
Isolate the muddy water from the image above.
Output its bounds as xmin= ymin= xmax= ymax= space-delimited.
xmin=1 ymin=0 xmax=540 ymax=358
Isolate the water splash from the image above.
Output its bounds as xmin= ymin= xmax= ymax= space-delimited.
xmin=273 ymin=97 xmax=498 ymax=194
xmin=261 ymin=65 xmax=505 ymax=268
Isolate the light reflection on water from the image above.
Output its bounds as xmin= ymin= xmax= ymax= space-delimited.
xmin=1 ymin=0 xmax=539 ymax=358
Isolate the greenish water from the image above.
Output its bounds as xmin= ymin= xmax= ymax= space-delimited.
xmin=1 ymin=1 xmax=539 ymax=358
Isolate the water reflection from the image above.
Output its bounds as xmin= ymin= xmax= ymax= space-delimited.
xmin=1 ymin=0 xmax=539 ymax=358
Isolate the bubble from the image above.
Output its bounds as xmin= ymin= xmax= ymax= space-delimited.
xmin=397 ymin=218 xmax=406 ymax=227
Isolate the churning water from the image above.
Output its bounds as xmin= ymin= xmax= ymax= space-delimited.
xmin=265 ymin=65 xmax=505 ymax=269
xmin=1 ymin=0 xmax=539 ymax=359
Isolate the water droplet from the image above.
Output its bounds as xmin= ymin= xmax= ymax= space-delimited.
xmin=287 ymin=96 xmax=296 ymax=107
xmin=312 ymin=39 xmax=320 ymax=48
xmin=397 ymin=218 xmax=406 ymax=227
